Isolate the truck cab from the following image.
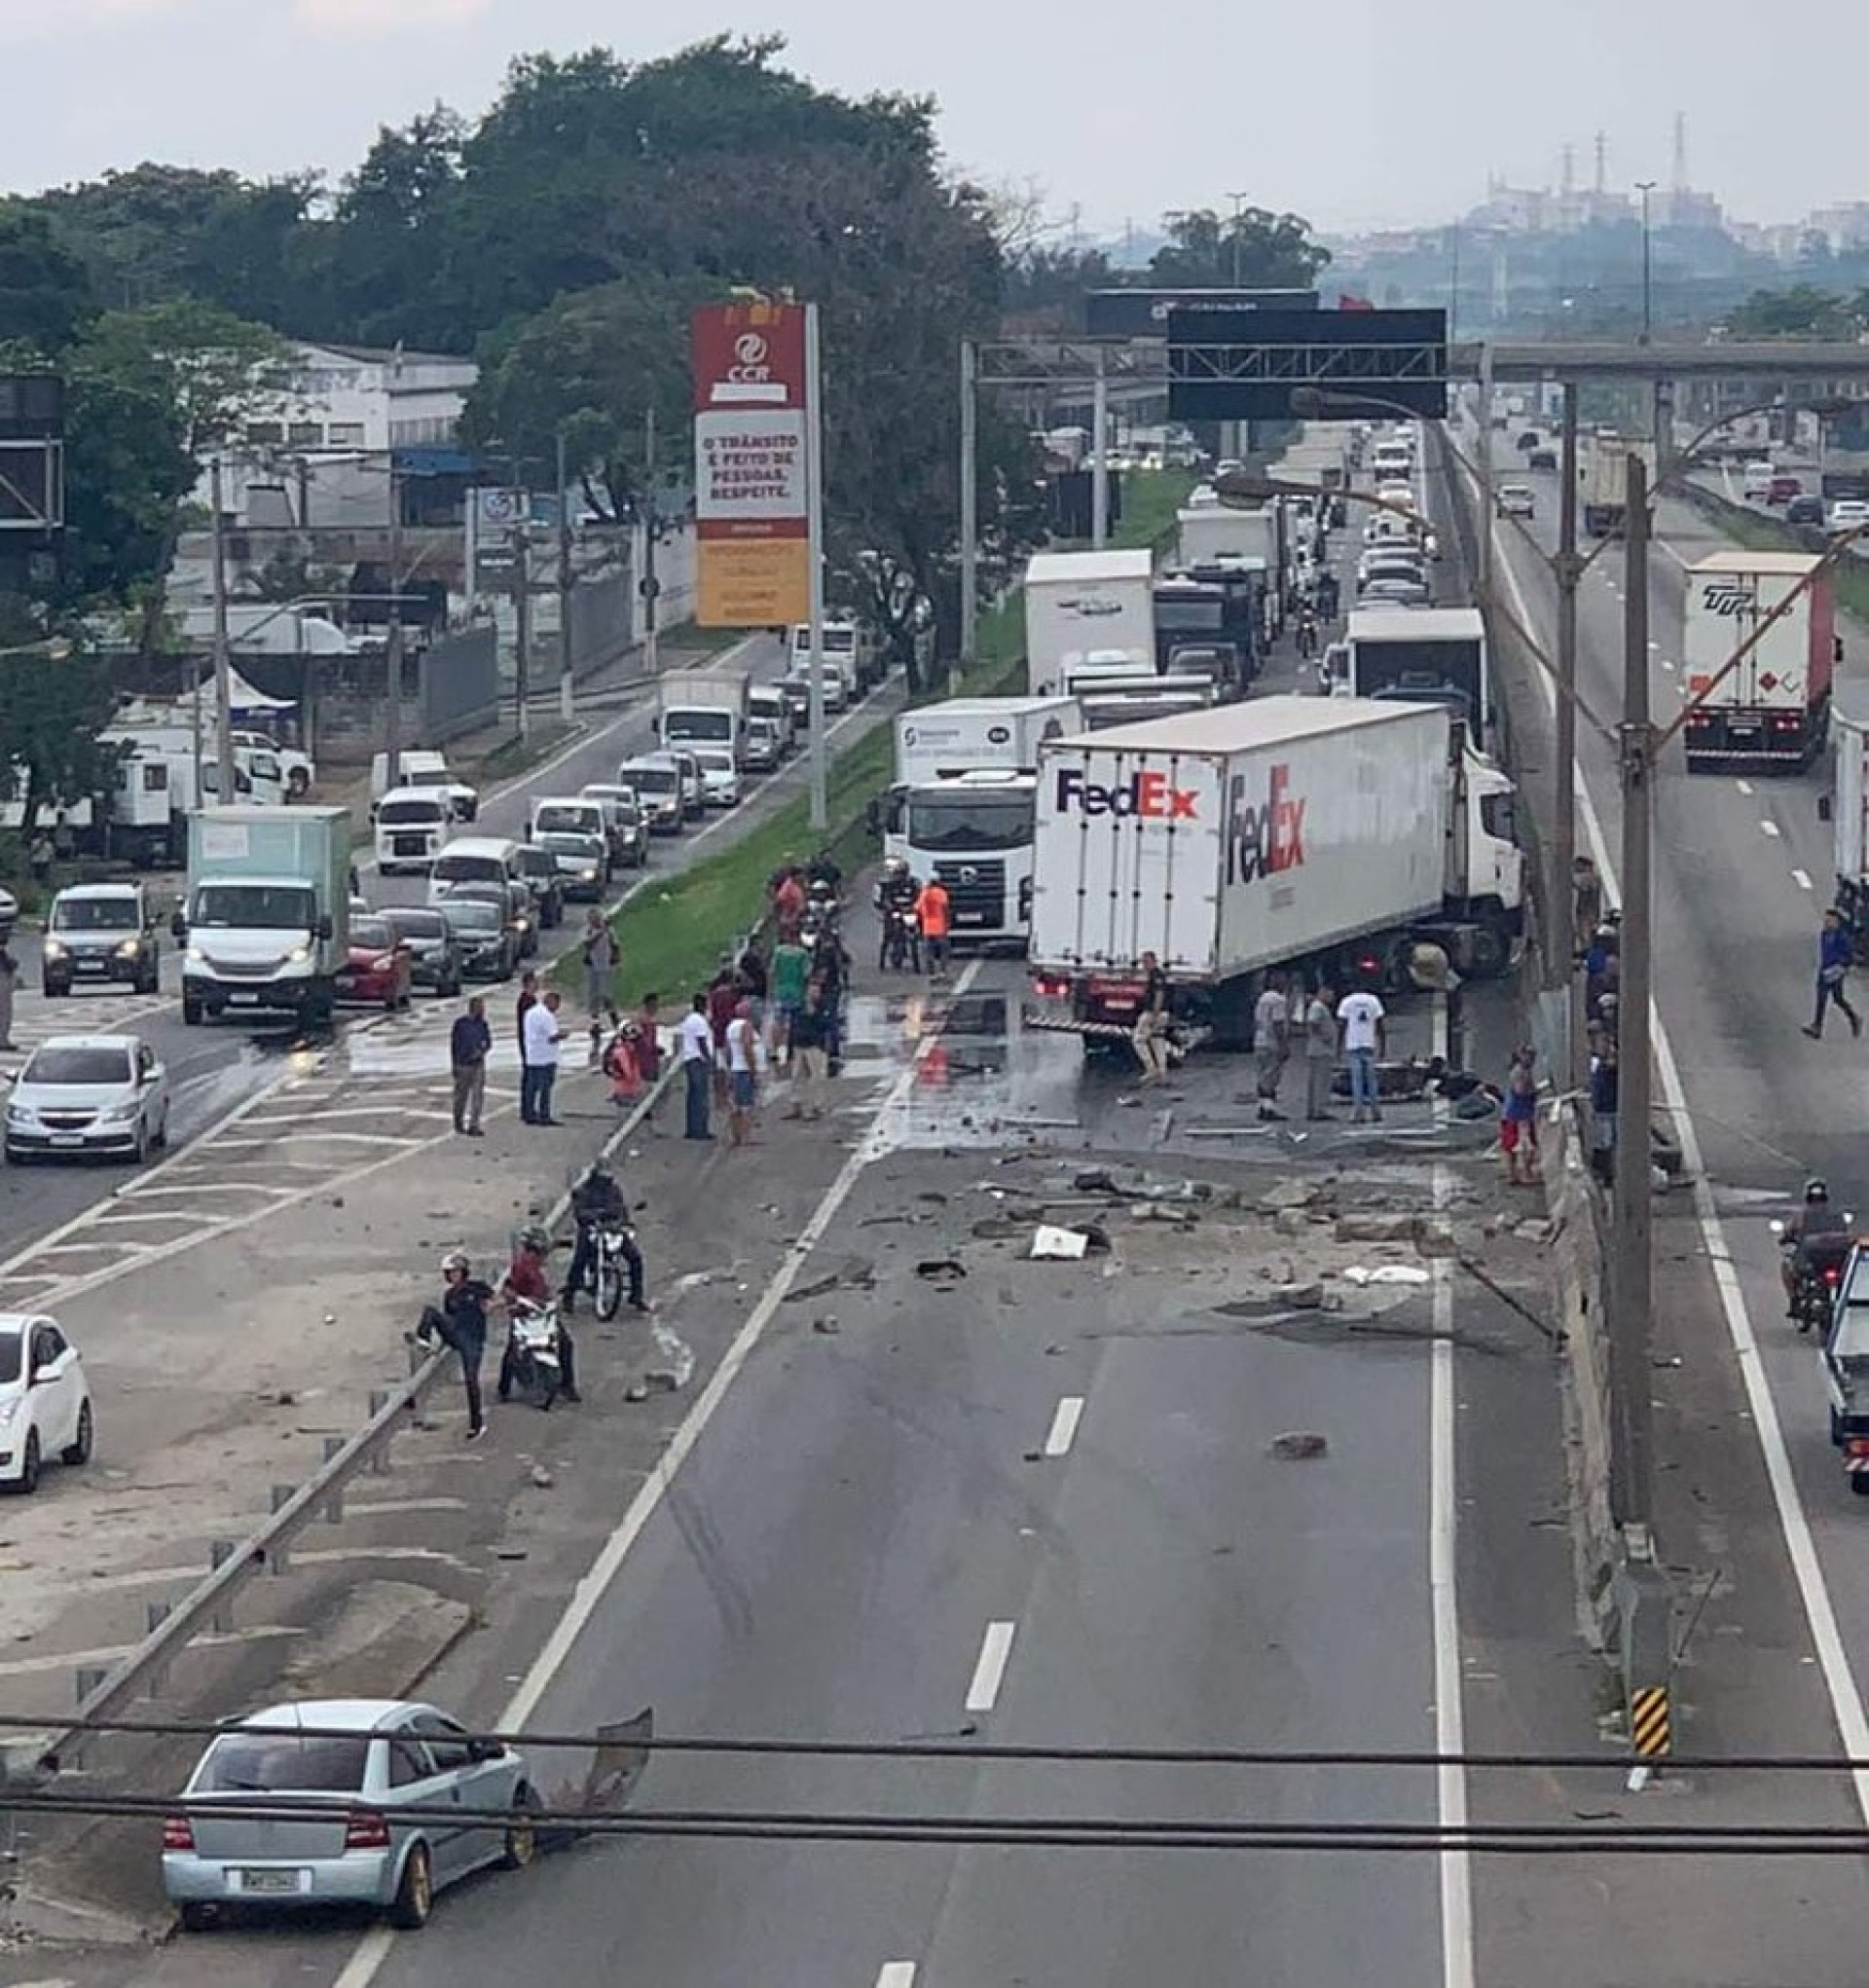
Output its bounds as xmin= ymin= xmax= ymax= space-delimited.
xmin=881 ymin=768 xmax=1039 ymax=948
xmin=374 ymin=787 xmax=454 ymax=874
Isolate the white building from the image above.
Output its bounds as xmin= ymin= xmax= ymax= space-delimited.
xmin=210 ymin=342 xmax=479 ymax=530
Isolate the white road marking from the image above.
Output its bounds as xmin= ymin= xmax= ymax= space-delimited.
xmin=1737 ymin=779 xmax=1755 ymax=795
xmin=964 ymin=1619 xmax=1017 ymax=1714
xmin=1793 ymin=868 xmax=1814 ymax=891
xmin=876 ymin=1967 xmax=917 ymax=1988
xmin=1487 ymin=496 xmax=1869 ymax=1827
xmin=1761 ymin=820 xmax=1782 ymax=838
xmin=332 ymin=960 xmax=985 ymax=1988
xmin=1661 ymin=659 xmax=1676 ymax=672
xmin=1042 ymin=1394 xmax=1085 ymax=1458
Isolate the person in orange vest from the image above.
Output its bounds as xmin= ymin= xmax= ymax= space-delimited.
xmin=914 ymin=875 xmax=952 ymax=978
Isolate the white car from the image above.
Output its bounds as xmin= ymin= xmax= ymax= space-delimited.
xmin=0 ymin=1313 xmax=93 ymax=1492
xmin=1827 ymin=499 xmax=1869 ymax=535
xmin=692 ymin=748 xmax=742 ymax=807
xmin=0 ymin=883 xmax=17 ymax=941
xmin=4 ymin=1034 xmax=169 ymax=1164
xmin=1495 ymin=484 xmax=1536 ymax=518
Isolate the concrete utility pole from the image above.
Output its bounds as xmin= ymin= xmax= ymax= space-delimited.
xmin=556 ymin=430 xmax=574 ymax=724
xmin=384 ymin=459 xmax=404 ymax=783
xmin=1611 ymin=450 xmax=1655 ymax=1532
xmin=1554 ymin=386 xmax=1583 ymax=1083
xmin=804 ymin=302 xmax=827 ymax=834
xmin=208 ymin=455 xmax=235 ymax=808
xmin=641 ymin=407 xmax=660 ymax=686
xmin=511 ymin=515 xmax=531 ymax=742
xmin=1090 ymin=343 xmax=1110 ymax=551
xmin=1476 ymin=344 xmax=1494 ymax=597
xmin=959 ymin=338 xmax=978 ymax=689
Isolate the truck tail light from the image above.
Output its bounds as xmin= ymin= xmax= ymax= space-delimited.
xmin=1846 ymin=1438 xmax=1869 ymax=1462
xmin=345 ymin=1809 xmax=391 ymax=1851
xmin=1032 ymin=975 xmax=1070 ymax=999
xmin=163 ymin=1813 xmax=195 ymax=1851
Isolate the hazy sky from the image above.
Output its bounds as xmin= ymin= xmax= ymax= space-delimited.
xmin=3 ymin=0 xmax=1862 ymax=236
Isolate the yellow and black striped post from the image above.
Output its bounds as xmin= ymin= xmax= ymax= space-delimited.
xmin=1630 ymin=1684 xmax=1671 ymax=1759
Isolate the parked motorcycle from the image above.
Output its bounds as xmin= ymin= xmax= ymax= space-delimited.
xmin=591 ymin=1221 xmax=640 ymax=1322
xmin=502 ymin=1296 xmax=564 ymax=1408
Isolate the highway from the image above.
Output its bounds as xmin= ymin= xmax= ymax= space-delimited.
xmin=0 ymin=633 xmax=804 ymax=1288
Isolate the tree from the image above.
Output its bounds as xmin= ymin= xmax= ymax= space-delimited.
xmin=0 ymin=205 xmax=93 ymax=351
xmin=1149 ymin=206 xmax=1330 ymax=291
xmin=1724 ymin=284 xmax=1857 ymax=341
xmin=0 ymin=648 xmax=124 ymax=834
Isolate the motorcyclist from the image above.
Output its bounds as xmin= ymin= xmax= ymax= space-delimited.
xmin=1296 ymin=609 xmax=1319 ymax=661
xmin=874 ymin=857 xmax=921 ymax=971
xmin=562 ymin=1157 xmax=646 ymax=1315
xmin=806 ymin=849 xmax=843 ymax=895
xmin=1780 ymin=1177 xmax=1852 ymax=1327
xmin=499 ymin=1222 xmax=580 ymax=1402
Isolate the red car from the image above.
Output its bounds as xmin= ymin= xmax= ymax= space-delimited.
xmin=338 ymin=913 xmax=413 ymax=1009
xmin=1768 ymin=473 xmax=1804 ymax=504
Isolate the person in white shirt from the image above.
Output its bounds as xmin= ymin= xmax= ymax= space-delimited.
xmin=1302 ymin=981 xmax=1338 ymax=1122
xmin=677 ymin=991 xmax=715 ymax=1141
xmin=520 ymin=989 xmax=566 ymax=1126
xmin=724 ymin=998 xmax=760 ymax=1147
xmin=1336 ymin=986 xmax=1387 ymax=1123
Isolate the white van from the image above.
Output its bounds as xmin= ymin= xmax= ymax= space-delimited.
xmin=426 ymin=835 xmax=523 ymax=905
xmin=374 ymin=788 xmax=454 ymax=874
xmin=528 ymin=796 xmax=611 ymax=859
xmin=1741 ymin=460 xmax=1776 ymax=502
xmin=370 ymin=749 xmax=479 ymax=823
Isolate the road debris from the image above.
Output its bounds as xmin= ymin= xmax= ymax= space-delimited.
xmin=1270 ymin=1432 xmax=1329 ymax=1460
xmin=1031 ymin=1225 xmax=1089 ymax=1261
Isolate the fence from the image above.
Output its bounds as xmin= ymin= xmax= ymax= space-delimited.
xmin=419 ymin=623 xmax=500 ymax=745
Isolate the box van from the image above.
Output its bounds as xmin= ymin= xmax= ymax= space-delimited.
xmin=374 ymin=788 xmax=454 ymax=874
xmin=1741 ymin=460 xmax=1777 ymax=502
xmin=426 ymin=836 xmax=523 ymax=906
xmin=528 ymin=796 xmax=610 ymax=858
xmin=370 ymin=749 xmax=479 ymax=823
xmin=748 ymin=683 xmax=796 ymax=755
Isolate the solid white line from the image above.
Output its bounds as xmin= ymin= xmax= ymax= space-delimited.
xmin=1486 ymin=496 xmax=1869 ymax=1827
xmin=1793 ymin=867 xmax=1814 ymax=892
xmin=875 ymin=1965 xmax=917 ymax=1988
xmin=1043 ymin=1394 xmax=1085 ymax=1458
xmin=1760 ymin=820 xmax=1782 ymax=838
xmin=964 ymin=1619 xmax=1017 ymax=1714
xmin=1737 ymin=779 xmax=1755 ymax=795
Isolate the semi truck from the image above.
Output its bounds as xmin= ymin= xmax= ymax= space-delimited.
xmin=1025 ymin=549 xmax=1154 ymax=697
xmin=1025 ymin=698 xmax=1522 ymax=1049
xmin=1683 ymin=550 xmax=1836 ymax=771
xmin=1328 ymin=607 xmax=1492 ymax=738
xmin=1177 ymin=507 xmax=1285 ymax=638
xmin=1825 ymin=711 xmax=1869 ymax=939
xmin=1581 ymin=433 xmax=1653 ymax=536
xmin=658 ymin=671 xmax=751 ymax=764
xmin=173 ymin=805 xmax=351 ymax=1030
xmin=880 ymin=696 xmax=1082 ymax=946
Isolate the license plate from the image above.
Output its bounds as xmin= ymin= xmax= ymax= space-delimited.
xmin=75 ymin=959 xmax=106 ymax=973
xmin=50 ymin=1132 xmax=84 ymax=1147
xmin=956 ymin=912 xmax=988 ymax=927
xmin=228 ymin=992 xmax=261 ymax=1007
xmin=239 ymin=1867 xmax=306 ymax=1895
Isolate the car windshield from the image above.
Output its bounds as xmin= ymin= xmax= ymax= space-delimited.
xmin=664 ymin=710 xmax=732 ymax=743
xmin=905 ymin=792 xmax=1035 ymax=852
xmin=52 ymin=898 xmax=136 ymax=932
xmin=0 ymin=1331 xmax=19 ymax=1385
xmin=21 ymin=1046 xmax=132 ymax=1086
xmin=627 ymin=766 xmax=678 ymax=796
xmin=192 ymin=884 xmax=315 ymax=931
xmin=380 ymin=799 xmax=445 ymax=825
xmin=432 ymin=856 xmax=503 ymax=886
xmin=532 ymin=805 xmax=597 ymax=836
xmin=441 ymin=902 xmax=500 ymax=932
xmin=351 ymin=918 xmax=394 ymax=950
xmin=196 ymin=1731 xmax=370 ymax=1795
xmin=541 ymin=833 xmax=602 ymax=858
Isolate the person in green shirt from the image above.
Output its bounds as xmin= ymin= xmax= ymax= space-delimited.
xmin=770 ymin=935 xmax=812 ymax=1067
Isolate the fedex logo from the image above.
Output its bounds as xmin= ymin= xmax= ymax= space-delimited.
xmin=1227 ymin=762 xmax=1306 ymax=886
xmin=1053 ymin=765 xmax=1199 ymax=821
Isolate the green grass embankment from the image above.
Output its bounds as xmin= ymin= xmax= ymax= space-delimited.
xmin=582 ymin=473 xmax=1197 ymax=1005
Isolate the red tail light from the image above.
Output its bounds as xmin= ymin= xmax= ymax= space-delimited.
xmin=163 ymin=1814 xmax=195 ymax=1851
xmin=345 ymin=1809 xmax=391 ymax=1851
xmin=1826 ymin=1267 xmax=1843 ymax=1286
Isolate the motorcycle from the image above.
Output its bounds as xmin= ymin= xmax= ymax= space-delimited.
xmin=1772 ymin=1218 xmax=1854 ymax=1334
xmin=878 ymin=901 xmax=919 ymax=972
xmin=502 ymin=1296 xmax=564 ymax=1408
xmin=590 ymin=1221 xmax=640 ymax=1322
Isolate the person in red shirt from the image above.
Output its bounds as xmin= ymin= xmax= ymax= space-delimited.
xmin=497 ymin=1225 xmax=579 ymax=1403
xmin=772 ymin=866 xmax=806 ymax=944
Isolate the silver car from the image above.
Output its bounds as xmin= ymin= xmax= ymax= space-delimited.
xmin=163 ymin=1697 xmax=536 ymax=1931
xmin=3 ymin=1035 xmax=168 ymax=1164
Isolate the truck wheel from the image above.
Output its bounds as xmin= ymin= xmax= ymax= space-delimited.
xmin=1466 ymin=923 xmax=1509 ymax=978
xmin=1831 ymin=1406 xmax=1845 ymax=1447
xmin=182 ymin=997 xmax=203 ymax=1027
xmin=1851 ymin=1472 xmax=1869 ymax=1498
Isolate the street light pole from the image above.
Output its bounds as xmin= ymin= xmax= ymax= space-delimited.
xmin=511 ymin=514 xmax=531 ymax=743
xmin=556 ymin=429 xmax=574 ymax=724
xmin=384 ymin=458 xmax=404 ymax=785
xmin=1611 ymin=450 xmax=1656 ymax=1533
xmin=1555 ymin=385 xmax=1583 ymax=1081
xmin=1090 ymin=343 xmax=1110 ymax=552
xmin=209 ymin=455 xmax=235 ymax=808
xmin=958 ymin=337 xmax=978 ymax=693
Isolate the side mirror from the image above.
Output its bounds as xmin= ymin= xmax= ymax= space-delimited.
xmin=864 ymin=797 xmax=882 ymax=837
xmin=1819 ymin=795 xmax=1834 ymax=824
xmin=169 ymin=909 xmax=187 ymax=940
xmin=315 ymin=913 xmax=333 ymax=942
xmin=465 ymin=1736 xmax=503 ymax=1763
xmin=1770 ymin=1218 xmax=1786 ymax=1237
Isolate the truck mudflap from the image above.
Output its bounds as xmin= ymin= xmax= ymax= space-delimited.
xmin=1019 ymin=1007 xmax=1213 ymax=1053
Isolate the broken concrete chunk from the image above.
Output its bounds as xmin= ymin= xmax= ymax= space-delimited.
xmin=1270 ymin=1432 xmax=1329 ymax=1460
xmin=1515 ymin=1217 xmax=1558 ymax=1244
xmin=1273 ymin=1207 xmax=1309 ymax=1237
xmin=1414 ymin=1216 xmax=1458 ymax=1256
xmin=1074 ymin=1167 xmax=1119 ymax=1194
xmin=1336 ymin=1213 xmax=1418 ymax=1243
xmin=1273 ymin=1282 xmax=1326 ymax=1309
xmin=1259 ymin=1180 xmax=1318 ymax=1214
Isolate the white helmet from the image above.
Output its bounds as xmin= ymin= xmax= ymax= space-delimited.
xmin=440 ymin=1249 xmax=471 ymax=1276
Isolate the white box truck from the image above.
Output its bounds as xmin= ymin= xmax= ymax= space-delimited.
xmin=1026 ymin=698 xmax=1522 ymax=1049
xmin=658 ymin=670 xmax=751 ymax=764
xmin=1332 ymin=607 xmax=1492 ymax=739
xmin=879 ymin=697 xmax=1082 ymax=947
xmin=1682 ymin=550 xmax=1837 ymax=770
xmin=1830 ymin=711 xmax=1869 ymax=941
xmin=1179 ymin=507 xmax=1285 ymax=639
xmin=1024 ymin=549 xmax=1154 ymax=696
xmin=1581 ymin=433 xmax=1653 ymax=536
xmin=174 ymin=806 xmax=351 ymax=1031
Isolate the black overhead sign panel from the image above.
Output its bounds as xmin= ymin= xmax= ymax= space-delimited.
xmin=1167 ymin=308 xmax=1448 ymax=423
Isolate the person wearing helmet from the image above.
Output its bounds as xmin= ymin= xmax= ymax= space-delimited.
xmin=874 ymin=856 xmax=921 ymax=972
xmin=563 ymin=1158 xmax=645 ymax=1315
xmin=416 ymin=1250 xmax=495 ymax=1441
xmin=498 ymin=1224 xmax=580 ymax=1403
xmin=1781 ymin=1177 xmax=1852 ymax=1324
